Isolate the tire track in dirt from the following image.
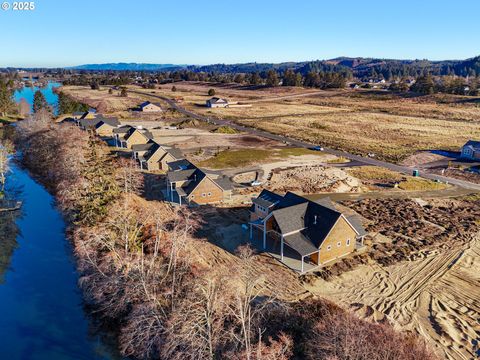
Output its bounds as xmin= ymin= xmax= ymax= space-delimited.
xmin=306 ymin=234 xmax=480 ymax=360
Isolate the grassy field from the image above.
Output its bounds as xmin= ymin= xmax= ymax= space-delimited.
xmin=135 ymin=83 xmax=480 ymax=163
xmin=67 ymin=84 xmax=480 ymax=163
xmin=198 ymin=147 xmax=327 ymax=169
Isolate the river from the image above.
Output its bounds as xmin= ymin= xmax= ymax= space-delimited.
xmin=14 ymin=81 xmax=62 ymax=114
xmin=0 ymin=163 xmax=123 ymax=360
xmin=0 ymin=82 xmax=124 ymax=359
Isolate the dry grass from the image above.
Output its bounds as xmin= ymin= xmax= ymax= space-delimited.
xmin=144 ymin=85 xmax=480 ymax=163
xmin=347 ymin=166 xmax=404 ymax=182
xmin=397 ymin=178 xmax=449 ymax=191
xmin=197 ymin=147 xmax=326 ymax=169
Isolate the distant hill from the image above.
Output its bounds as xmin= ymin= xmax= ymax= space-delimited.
xmin=68 ymin=55 xmax=480 ymax=78
xmin=69 ymin=63 xmax=186 ymax=71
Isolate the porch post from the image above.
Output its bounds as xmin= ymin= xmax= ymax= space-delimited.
xmin=281 ymin=235 xmax=284 ymax=261
xmin=179 ymin=194 xmax=182 ymax=206
xmin=301 ymin=255 xmax=304 ymax=273
xmin=263 ymin=222 xmax=266 ymax=249
xmin=249 ymin=223 xmax=253 ymax=240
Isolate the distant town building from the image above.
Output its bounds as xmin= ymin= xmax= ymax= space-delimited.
xmin=138 ymin=101 xmax=163 ymax=112
xmin=461 ymin=140 xmax=480 ymax=160
xmin=206 ymin=97 xmax=229 ymax=108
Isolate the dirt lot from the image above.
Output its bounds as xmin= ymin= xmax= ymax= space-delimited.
xmin=303 ymin=196 xmax=480 ymax=360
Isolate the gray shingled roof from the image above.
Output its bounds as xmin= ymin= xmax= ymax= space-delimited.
xmin=94 ymin=117 xmax=120 ymax=128
xmin=272 ymin=203 xmax=308 ymax=234
xmin=165 ymin=146 xmax=183 ymax=160
xmin=252 ymin=189 xmax=284 ymax=208
xmin=464 ymin=140 xmax=480 ymax=150
xmin=132 ymin=141 xmax=156 ymax=151
xmin=168 ymin=159 xmax=194 ymax=171
xmin=213 ymin=176 xmax=233 ymax=191
xmin=167 ymin=168 xmax=196 ymax=182
xmin=283 ymin=232 xmax=318 ymax=256
xmin=345 ymin=215 xmax=366 ymax=237
xmin=113 ymin=125 xmax=133 ymax=134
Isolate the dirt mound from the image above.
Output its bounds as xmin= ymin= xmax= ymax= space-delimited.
xmin=401 ymin=151 xmax=446 ymax=167
xmin=268 ymin=165 xmax=362 ymax=193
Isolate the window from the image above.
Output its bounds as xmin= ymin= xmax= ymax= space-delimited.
xmin=327 ymin=245 xmax=332 ymax=251
xmin=207 ymin=192 xmax=212 ymax=197
xmin=202 ymin=193 xmax=206 ymax=197
xmin=191 ymin=195 xmax=195 ymax=199
xmin=346 ymin=239 xmax=351 ymax=246
xmin=337 ymin=241 xmax=341 ymax=247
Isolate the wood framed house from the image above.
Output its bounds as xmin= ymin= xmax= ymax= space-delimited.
xmin=206 ymin=97 xmax=229 ymax=108
xmin=137 ymin=143 xmax=184 ymax=171
xmin=166 ymin=167 xmax=232 ymax=205
xmin=249 ymin=191 xmax=366 ymax=272
xmin=94 ymin=117 xmax=121 ymax=137
xmin=138 ymin=101 xmax=163 ymax=112
xmin=113 ymin=126 xmax=153 ymax=149
xmin=131 ymin=140 xmax=156 ymax=160
xmin=461 ymin=140 xmax=480 ymax=160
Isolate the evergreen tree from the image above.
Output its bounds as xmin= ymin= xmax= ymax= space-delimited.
xmin=0 ymin=79 xmax=15 ymax=116
xmin=266 ymin=70 xmax=279 ymax=87
xmin=33 ymin=90 xmax=48 ymax=113
xmin=76 ymin=136 xmax=119 ymax=225
xmin=249 ymin=72 xmax=262 ymax=85
xmin=282 ymin=69 xmax=296 ymax=86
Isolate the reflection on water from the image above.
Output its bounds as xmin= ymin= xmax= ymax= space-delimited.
xmin=0 ymin=162 xmax=123 ymax=360
xmin=0 ymin=209 xmax=20 ymax=284
xmin=14 ymin=81 xmax=61 ymax=114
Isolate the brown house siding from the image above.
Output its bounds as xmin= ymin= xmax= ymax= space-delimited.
xmin=126 ymin=131 xmax=148 ymax=149
xmin=315 ymin=217 xmax=357 ymax=265
xmin=96 ymin=125 xmax=115 ymax=137
xmin=187 ymin=177 xmax=224 ymax=204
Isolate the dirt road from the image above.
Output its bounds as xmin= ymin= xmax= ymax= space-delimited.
xmin=306 ymin=235 xmax=480 ymax=360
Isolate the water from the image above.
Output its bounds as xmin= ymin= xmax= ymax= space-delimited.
xmin=14 ymin=81 xmax=61 ymax=114
xmin=0 ymin=163 xmax=122 ymax=360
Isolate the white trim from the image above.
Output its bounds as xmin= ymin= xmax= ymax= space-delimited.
xmin=341 ymin=214 xmax=361 ymax=236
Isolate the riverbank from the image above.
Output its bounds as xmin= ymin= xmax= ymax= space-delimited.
xmin=0 ymin=160 xmax=123 ymax=359
xmin=10 ymin=111 xmax=438 ymax=359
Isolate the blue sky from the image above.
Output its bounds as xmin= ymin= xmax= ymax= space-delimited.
xmin=1 ymin=0 xmax=479 ymax=67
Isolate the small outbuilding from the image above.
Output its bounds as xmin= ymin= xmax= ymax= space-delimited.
xmin=461 ymin=140 xmax=480 ymax=160
xmin=206 ymin=97 xmax=229 ymax=108
xmin=138 ymin=101 xmax=163 ymax=112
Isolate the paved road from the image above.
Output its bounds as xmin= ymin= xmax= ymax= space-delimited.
xmin=130 ymin=89 xmax=480 ymax=192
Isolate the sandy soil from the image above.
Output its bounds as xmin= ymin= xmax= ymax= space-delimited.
xmin=268 ymin=165 xmax=362 ymax=193
xmin=305 ymin=235 xmax=480 ymax=360
xmin=401 ymin=152 xmax=449 ymax=167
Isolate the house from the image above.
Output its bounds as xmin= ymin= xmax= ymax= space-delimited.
xmin=79 ymin=117 xmax=103 ymax=130
xmin=168 ymin=159 xmax=195 ymax=171
xmin=206 ymin=97 xmax=229 ymax=108
xmin=461 ymin=140 xmax=480 ymax=160
xmin=94 ymin=117 xmax=121 ymax=137
xmin=137 ymin=142 xmax=184 ymax=171
xmin=166 ymin=166 xmax=232 ymax=205
xmin=131 ymin=140 xmax=156 ymax=160
xmin=113 ymin=125 xmax=153 ymax=149
xmin=138 ymin=101 xmax=163 ymax=112
xmin=249 ymin=191 xmax=366 ymax=272
xmin=76 ymin=110 xmax=97 ymax=120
